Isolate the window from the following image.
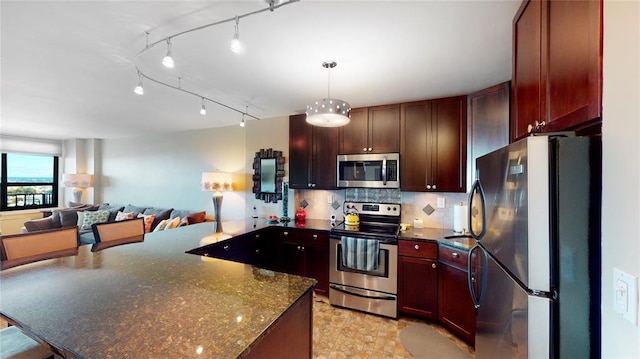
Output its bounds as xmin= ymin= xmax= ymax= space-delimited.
xmin=1 ymin=153 xmax=59 ymax=211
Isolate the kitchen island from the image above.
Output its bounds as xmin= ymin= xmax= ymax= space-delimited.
xmin=0 ymin=222 xmax=316 ymax=358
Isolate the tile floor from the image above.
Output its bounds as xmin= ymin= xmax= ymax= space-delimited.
xmin=312 ymin=296 xmax=475 ymax=359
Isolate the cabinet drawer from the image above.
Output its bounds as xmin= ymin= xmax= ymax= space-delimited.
xmin=398 ymin=240 xmax=437 ymax=259
xmin=438 ymin=245 xmax=468 ymax=270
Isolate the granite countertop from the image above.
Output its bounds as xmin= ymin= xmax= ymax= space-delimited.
xmin=0 ymin=222 xmax=316 ymax=359
xmin=399 ymin=226 xmax=476 ymax=251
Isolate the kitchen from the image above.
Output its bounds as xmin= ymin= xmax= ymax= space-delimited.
xmin=1 ymin=0 xmax=639 ymax=358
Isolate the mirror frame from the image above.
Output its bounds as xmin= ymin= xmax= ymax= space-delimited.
xmin=252 ymin=148 xmax=285 ymax=203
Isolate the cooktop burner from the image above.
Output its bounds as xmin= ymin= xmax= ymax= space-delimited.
xmin=331 ymin=202 xmax=401 ymax=243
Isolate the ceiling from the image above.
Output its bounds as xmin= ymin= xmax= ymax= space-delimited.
xmin=1 ymin=0 xmax=521 ymax=141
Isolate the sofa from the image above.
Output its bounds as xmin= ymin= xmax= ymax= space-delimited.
xmin=23 ymin=203 xmax=207 ymax=245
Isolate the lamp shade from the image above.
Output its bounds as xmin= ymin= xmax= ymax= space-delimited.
xmin=201 ymin=172 xmax=233 ymax=192
xmin=63 ymin=174 xmax=94 ymax=188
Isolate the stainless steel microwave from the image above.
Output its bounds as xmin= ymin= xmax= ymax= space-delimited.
xmin=336 ymin=153 xmax=400 ymax=188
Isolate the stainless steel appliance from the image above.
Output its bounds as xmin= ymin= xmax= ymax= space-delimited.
xmin=337 ymin=153 xmax=399 ymax=188
xmin=329 ymin=202 xmax=401 ymax=318
xmin=468 ymin=134 xmax=601 ymax=358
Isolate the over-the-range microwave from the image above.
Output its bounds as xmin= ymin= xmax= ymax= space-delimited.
xmin=336 ymin=153 xmax=400 ymax=188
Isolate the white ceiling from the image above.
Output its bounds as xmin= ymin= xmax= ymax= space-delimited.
xmin=1 ymin=0 xmax=521 ymax=140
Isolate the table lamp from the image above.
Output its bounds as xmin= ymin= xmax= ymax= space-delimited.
xmin=201 ymin=172 xmax=233 ymax=233
xmin=62 ymin=173 xmax=94 ymax=205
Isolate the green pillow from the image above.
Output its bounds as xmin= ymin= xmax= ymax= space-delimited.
xmin=80 ymin=210 xmax=110 ymax=230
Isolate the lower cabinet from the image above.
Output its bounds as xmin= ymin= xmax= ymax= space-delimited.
xmin=277 ymin=229 xmax=330 ymax=296
xmin=438 ymin=245 xmax=476 ymax=346
xmin=398 ymin=240 xmax=438 ymax=319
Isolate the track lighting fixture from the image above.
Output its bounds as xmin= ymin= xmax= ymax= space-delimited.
xmin=134 ymin=71 xmax=144 ymax=95
xmin=200 ymin=98 xmax=207 ymax=115
xmin=230 ymin=16 xmax=244 ymax=54
xmin=162 ymin=38 xmax=174 ymax=68
xmin=133 ymin=0 xmax=300 ymax=121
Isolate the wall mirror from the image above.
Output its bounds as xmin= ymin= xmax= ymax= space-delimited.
xmin=252 ymin=148 xmax=285 ymax=203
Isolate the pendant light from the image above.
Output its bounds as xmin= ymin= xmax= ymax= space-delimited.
xmin=200 ymin=98 xmax=207 ymax=115
xmin=230 ymin=16 xmax=244 ymax=54
xmin=305 ymin=61 xmax=351 ymax=127
xmin=133 ymin=71 xmax=144 ymax=95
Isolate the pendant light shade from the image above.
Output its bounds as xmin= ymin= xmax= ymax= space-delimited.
xmin=306 ymin=61 xmax=351 ymax=127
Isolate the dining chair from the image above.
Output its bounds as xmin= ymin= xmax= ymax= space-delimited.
xmin=0 ymin=227 xmax=78 ymax=359
xmin=91 ymin=217 xmax=145 ymax=252
xmin=0 ymin=227 xmax=79 ymax=270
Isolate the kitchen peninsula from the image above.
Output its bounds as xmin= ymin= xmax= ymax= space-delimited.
xmin=0 ymin=222 xmax=316 ymax=359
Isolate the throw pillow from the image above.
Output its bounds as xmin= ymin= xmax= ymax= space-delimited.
xmin=115 ymin=211 xmax=135 ymax=221
xmin=77 ymin=211 xmax=85 ymax=227
xmin=152 ymin=219 xmax=169 ymax=232
xmin=124 ymin=204 xmax=147 ymax=216
xmin=165 ymin=217 xmax=181 ymax=230
xmin=137 ymin=213 xmax=156 ymax=233
xmin=142 ymin=207 xmax=172 ymax=231
xmin=80 ymin=210 xmax=110 ymax=231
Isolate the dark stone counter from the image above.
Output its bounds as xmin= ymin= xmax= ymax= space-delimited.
xmin=0 ymin=222 xmax=316 ymax=358
xmin=399 ymin=227 xmax=476 ymax=251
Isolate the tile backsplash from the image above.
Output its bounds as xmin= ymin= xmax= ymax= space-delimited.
xmin=293 ymin=189 xmax=468 ymax=230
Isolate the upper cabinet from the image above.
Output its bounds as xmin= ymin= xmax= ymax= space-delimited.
xmin=400 ymin=96 xmax=467 ymax=192
xmin=511 ymin=0 xmax=602 ymax=141
xmin=340 ymin=104 xmax=400 ymax=154
xmin=468 ymin=82 xmax=510 ymax=189
xmin=289 ymin=114 xmax=339 ymax=189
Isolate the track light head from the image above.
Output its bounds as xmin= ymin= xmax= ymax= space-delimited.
xmin=230 ymin=16 xmax=243 ymax=54
xmin=240 ymin=112 xmax=246 ymax=127
xmin=134 ymin=72 xmax=144 ymax=95
xmin=200 ymin=98 xmax=207 ymax=115
xmin=162 ymin=38 xmax=174 ymax=68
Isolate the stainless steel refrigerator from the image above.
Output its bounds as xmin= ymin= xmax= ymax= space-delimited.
xmin=467 ymin=134 xmax=601 ymax=359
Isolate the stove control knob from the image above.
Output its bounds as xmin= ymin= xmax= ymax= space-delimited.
xmin=387 ymin=206 xmax=391 ymax=211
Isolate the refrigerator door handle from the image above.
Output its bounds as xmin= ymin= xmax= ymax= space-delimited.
xmin=468 ymin=178 xmax=487 ymax=240
xmin=468 ymin=243 xmax=488 ymax=309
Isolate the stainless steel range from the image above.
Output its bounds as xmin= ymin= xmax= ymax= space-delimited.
xmin=329 ymin=202 xmax=400 ymax=318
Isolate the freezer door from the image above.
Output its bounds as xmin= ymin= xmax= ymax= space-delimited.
xmin=475 ymin=251 xmax=551 ymax=359
xmin=472 ymin=136 xmax=551 ymax=291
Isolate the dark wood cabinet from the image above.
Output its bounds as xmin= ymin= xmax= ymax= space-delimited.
xmin=400 ymin=96 xmax=467 ymax=192
xmin=468 ymin=82 xmax=510 ymax=189
xmin=511 ymin=0 xmax=602 ymax=141
xmin=289 ymin=114 xmax=339 ymax=189
xmin=340 ymin=104 xmax=400 ymax=154
xmin=251 ymin=229 xmax=278 ymax=271
xmin=277 ymin=229 xmax=329 ymax=296
xmin=438 ymin=245 xmax=475 ymax=346
xmin=398 ymin=240 xmax=438 ymax=319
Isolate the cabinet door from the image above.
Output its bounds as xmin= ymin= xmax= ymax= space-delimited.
xmin=438 ymin=263 xmax=476 ymax=345
xmin=252 ymin=231 xmax=277 ymax=271
xmin=430 ymin=96 xmax=467 ymax=193
xmin=545 ymin=0 xmax=602 ymax=132
xmin=311 ymin=126 xmax=339 ymax=189
xmin=398 ymin=256 xmax=438 ymax=319
xmin=511 ymin=0 xmax=544 ymax=141
xmin=368 ymin=104 xmax=400 ymax=153
xmin=277 ymin=241 xmax=306 ymax=276
xmin=304 ymin=243 xmax=329 ymax=297
xmin=339 ymin=107 xmax=368 ymax=154
xmin=400 ymin=101 xmax=430 ymax=191
xmin=468 ymin=82 xmax=510 ymax=190
xmin=289 ymin=114 xmax=312 ymax=189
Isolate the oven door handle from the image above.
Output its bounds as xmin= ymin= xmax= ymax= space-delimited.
xmin=329 ymin=284 xmax=396 ymax=301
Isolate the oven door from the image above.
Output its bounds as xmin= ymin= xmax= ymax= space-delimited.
xmin=329 ymin=237 xmax=397 ymax=294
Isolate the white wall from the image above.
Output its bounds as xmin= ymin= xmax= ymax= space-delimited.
xmin=601 ymin=1 xmax=640 ymax=357
xmin=99 ymin=124 xmax=249 ymax=221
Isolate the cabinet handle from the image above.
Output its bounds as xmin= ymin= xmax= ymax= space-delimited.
xmin=308 ymin=183 xmax=312 ymax=187
xmin=297 ymin=246 xmax=301 ymax=250
xmin=255 ymin=234 xmax=261 ymax=240
xmin=312 ymin=234 xmax=318 ymax=240
xmin=311 ymin=183 xmax=316 ymax=188
xmin=414 ymin=244 xmax=420 ymax=250
xmin=452 ymin=252 xmax=459 ymax=258
xmin=368 ymin=147 xmax=372 ymax=152
xmin=363 ymin=147 xmax=367 ymax=152
xmin=223 ymin=245 xmax=229 ymax=251
xmin=283 ymin=231 xmax=288 ymax=236
xmin=426 ymin=184 xmax=432 ymax=190
xmin=431 ymin=263 xmax=437 ymax=269
xmin=432 ymin=185 xmax=436 ymax=190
